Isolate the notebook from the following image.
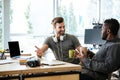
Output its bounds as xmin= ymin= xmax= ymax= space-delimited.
xmin=8 ymin=41 xmax=21 ymax=58
xmin=42 ymin=60 xmax=66 ymax=66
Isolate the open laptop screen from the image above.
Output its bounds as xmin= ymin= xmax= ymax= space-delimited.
xmin=8 ymin=41 xmax=21 ymax=58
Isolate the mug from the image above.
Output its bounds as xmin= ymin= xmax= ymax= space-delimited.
xmin=69 ymin=50 xmax=75 ymax=58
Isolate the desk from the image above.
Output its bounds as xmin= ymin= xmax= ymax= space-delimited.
xmin=0 ymin=59 xmax=82 ymax=80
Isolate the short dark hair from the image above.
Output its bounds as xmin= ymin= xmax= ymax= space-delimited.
xmin=51 ymin=17 xmax=64 ymax=27
xmin=104 ymin=18 xmax=120 ymax=35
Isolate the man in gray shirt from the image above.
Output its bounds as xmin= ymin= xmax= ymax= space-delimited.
xmin=77 ymin=18 xmax=120 ymax=80
xmin=35 ymin=17 xmax=81 ymax=64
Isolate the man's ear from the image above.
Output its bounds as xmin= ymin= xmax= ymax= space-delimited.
xmin=107 ymin=29 xmax=111 ymax=34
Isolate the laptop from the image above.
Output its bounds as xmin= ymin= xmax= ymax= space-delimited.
xmin=8 ymin=41 xmax=21 ymax=58
xmin=8 ymin=41 xmax=32 ymax=59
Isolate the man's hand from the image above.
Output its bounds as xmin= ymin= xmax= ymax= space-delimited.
xmin=75 ymin=47 xmax=88 ymax=60
xmin=35 ymin=46 xmax=43 ymax=58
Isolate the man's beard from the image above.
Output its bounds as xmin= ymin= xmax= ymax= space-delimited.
xmin=59 ymin=31 xmax=65 ymax=35
xmin=102 ymin=32 xmax=107 ymax=40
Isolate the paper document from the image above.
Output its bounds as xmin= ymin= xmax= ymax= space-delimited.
xmin=42 ymin=60 xmax=66 ymax=66
xmin=0 ymin=60 xmax=15 ymax=65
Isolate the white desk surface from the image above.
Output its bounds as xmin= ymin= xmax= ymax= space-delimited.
xmin=0 ymin=59 xmax=81 ymax=76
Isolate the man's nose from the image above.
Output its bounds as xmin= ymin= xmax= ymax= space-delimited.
xmin=61 ymin=27 xmax=65 ymax=30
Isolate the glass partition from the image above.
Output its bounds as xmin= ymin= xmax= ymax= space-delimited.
xmin=0 ymin=0 xmax=3 ymax=49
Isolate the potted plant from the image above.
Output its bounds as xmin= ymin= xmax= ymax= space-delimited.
xmin=0 ymin=49 xmax=6 ymax=60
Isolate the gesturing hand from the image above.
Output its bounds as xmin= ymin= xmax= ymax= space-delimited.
xmin=75 ymin=47 xmax=88 ymax=60
xmin=35 ymin=46 xmax=43 ymax=58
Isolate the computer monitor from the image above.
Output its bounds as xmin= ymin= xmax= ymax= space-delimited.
xmin=8 ymin=41 xmax=21 ymax=58
xmin=84 ymin=28 xmax=105 ymax=45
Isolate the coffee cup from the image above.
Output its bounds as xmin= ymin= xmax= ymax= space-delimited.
xmin=69 ymin=50 xmax=75 ymax=58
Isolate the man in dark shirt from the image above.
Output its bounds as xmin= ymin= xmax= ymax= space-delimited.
xmin=76 ymin=18 xmax=120 ymax=80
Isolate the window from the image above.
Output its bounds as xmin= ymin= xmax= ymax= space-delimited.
xmin=2 ymin=0 xmax=120 ymax=53
xmin=56 ymin=0 xmax=120 ymax=46
xmin=9 ymin=0 xmax=54 ymax=53
xmin=100 ymin=0 xmax=120 ymax=21
xmin=56 ymin=0 xmax=98 ymax=45
xmin=10 ymin=0 xmax=54 ymax=34
xmin=0 ymin=0 xmax=3 ymax=49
